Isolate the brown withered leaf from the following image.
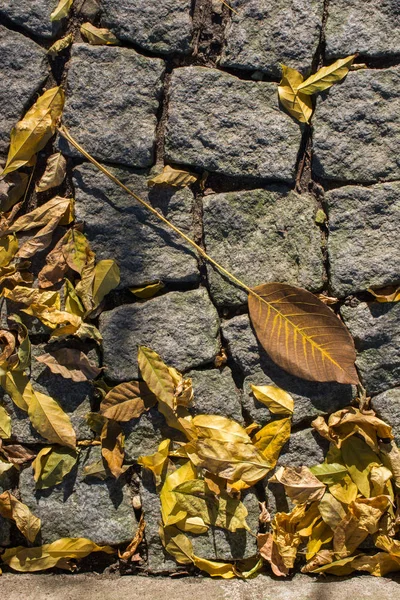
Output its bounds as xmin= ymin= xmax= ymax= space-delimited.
xmin=3 ymin=196 xmax=73 ymax=236
xmin=0 ymin=490 xmax=41 ymax=542
xmin=301 ymin=549 xmax=335 ymax=573
xmin=100 ymin=380 xmax=157 ymax=421
xmin=0 ymin=329 xmax=16 ymax=363
xmin=35 ymin=153 xmax=67 ymax=192
xmin=316 ymin=293 xmax=339 ymax=306
xmin=119 ymin=514 xmax=145 ymax=561
xmin=147 ymin=165 xmax=198 ymax=188
xmin=16 ymin=216 xmax=61 ymax=259
xmin=257 ymin=532 xmax=289 ymax=577
xmin=37 ymin=230 xmax=70 ymax=288
xmin=80 ymin=22 xmax=121 ymax=45
xmin=100 ymin=419 xmax=125 ymax=478
xmin=269 ymin=466 xmax=326 ymax=504
xmin=368 ymin=285 xmax=400 ymax=303
xmin=0 ymin=171 xmax=29 ymax=213
xmin=248 ymin=283 xmax=359 ymax=384
xmin=35 ymin=349 xmax=102 ymax=382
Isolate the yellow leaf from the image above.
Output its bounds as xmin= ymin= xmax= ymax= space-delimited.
xmin=35 ymin=153 xmax=67 ymax=192
xmin=0 ymin=234 xmax=18 ymax=268
xmin=27 ymin=389 xmax=77 ymax=449
xmin=48 ymin=33 xmax=74 ymax=57
xmin=350 ymin=552 xmax=400 ymax=577
xmin=318 ymin=492 xmax=346 ymax=530
xmin=305 ymin=520 xmax=333 ymax=560
xmin=269 ymin=466 xmax=326 ymax=504
xmin=1 ymin=87 xmax=65 ymax=177
xmin=147 ymin=165 xmax=198 ymax=188
xmin=370 ymin=465 xmax=393 ymax=496
xmin=92 ymin=259 xmax=120 ymax=308
xmin=328 ymin=406 xmax=393 ymax=451
xmin=160 ymin=460 xmax=197 ymax=526
xmin=309 ymin=554 xmax=361 ymax=575
xmin=100 ymin=380 xmax=156 ymax=421
xmin=278 ymin=65 xmax=313 ymax=124
xmin=368 ymin=285 xmax=400 ymax=303
xmin=192 ymin=414 xmax=251 ymax=444
xmin=0 ymin=404 xmax=11 ymax=439
xmin=271 ymin=505 xmax=307 ymax=569
xmin=252 ymin=417 xmax=291 ymax=468
xmin=100 ymin=419 xmax=125 ymax=478
xmin=130 ymin=281 xmax=165 ymax=299
xmin=375 ymin=533 xmax=400 ymax=557
xmin=50 ymin=0 xmax=73 ymax=21
xmin=340 ymin=436 xmax=380 ymax=497
xmin=5 ymin=196 xmax=73 ymax=235
xmin=250 ymin=384 xmax=294 ymax=415
xmin=193 ymin=555 xmax=236 ymax=579
xmin=64 ymin=279 xmax=85 ymax=316
xmin=63 ymin=229 xmax=92 ymax=275
xmin=296 ymin=502 xmax=321 ymax=537
xmin=0 ymin=491 xmax=41 ymax=542
xmin=137 ymin=346 xmax=175 ymax=407
xmin=349 ymin=495 xmax=391 ymax=534
xmin=329 ymin=474 xmax=358 ymax=504
xmin=32 ymin=446 xmax=78 ymax=489
xmin=80 ymin=22 xmax=121 ymax=45
xmin=138 ymin=439 xmax=170 ymax=486
xmin=297 ymin=55 xmax=356 ymax=95
xmin=159 ymin=525 xmax=194 ymax=565
xmin=1 ymin=537 xmax=114 ymax=572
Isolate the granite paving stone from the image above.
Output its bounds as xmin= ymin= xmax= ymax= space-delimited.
xmin=73 ymin=163 xmax=199 ymax=289
xmin=0 ymin=25 xmax=49 ymax=156
xmin=371 ymin=388 xmax=400 ymax=445
xmin=221 ymin=0 xmax=324 ymax=77
xmin=187 ymin=367 xmax=244 ymax=423
xmin=203 ymin=188 xmax=324 ymax=307
xmin=325 ymin=0 xmax=400 ymax=60
xmin=19 ymin=447 xmax=136 ymax=545
xmin=165 ymin=66 xmax=303 ymax=182
xmin=277 ymin=427 xmax=329 ymax=467
xmin=222 ymin=314 xmax=354 ymax=427
xmin=99 ymin=0 xmax=193 ymax=55
xmin=58 ymin=44 xmax=165 ymax=168
xmin=341 ymin=301 xmax=400 ymax=396
xmin=0 ymin=0 xmax=61 ymax=39
xmin=326 ymin=181 xmax=400 ymax=297
xmin=313 ymin=67 xmax=400 ymax=182
xmin=100 ymin=288 xmax=220 ymax=382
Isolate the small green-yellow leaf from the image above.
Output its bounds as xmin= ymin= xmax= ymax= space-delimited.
xmin=80 ymin=22 xmax=121 ymax=45
xmin=340 ymin=436 xmax=380 ymax=497
xmin=329 ymin=474 xmax=358 ymax=505
xmin=50 ymin=0 xmax=73 ymax=21
xmin=250 ymin=384 xmax=294 ymax=415
xmin=129 ymin=281 xmax=164 ymax=299
xmin=278 ymin=65 xmax=313 ymax=124
xmin=0 ymin=404 xmax=11 ymax=439
xmin=32 ymin=446 xmax=78 ymax=489
xmin=310 ymin=461 xmax=348 ymax=485
xmin=252 ymin=417 xmax=291 ymax=468
xmin=297 ymin=55 xmax=356 ymax=95
xmin=27 ymin=389 xmax=77 ymax=449
xmin=92 ymin=259 xmax=120 ymax=308
xmin=48 ymin=33 xmax=74 ymax=56
xmin=147 ymin=165 xmax=198 ymax=188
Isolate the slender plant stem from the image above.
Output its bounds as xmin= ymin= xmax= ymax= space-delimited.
xmin=57 ymin=125 xmax=257 ymax=300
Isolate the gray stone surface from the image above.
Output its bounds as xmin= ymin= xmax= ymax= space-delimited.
xmin=277 ymin=427 xmax=329 ymax=467
xmin=59 ymin=44 xmax=165 ymax=168
xmin=188 ymin=367 xmax=244 ymax=423
xmin=313 ymin=68 xmax=400 ymax=182
xmin=0 ymin=1 xmax=61 ymax=39
xmin=122 ymin=407 xmax=180 ymax=463
xmin=100 ymin=288 xmax=220 ymax=382
xmin=221 ymin=0 xmax=323 ymax=77
xmin=326 ymin=182 xmax=400 ymax=297
xmin=0 ymin=26 xmax=48 ymax=156
xmin=2 ymin=343 xmax=95 ymax=444
xmin=372 ymin=388 xmax=400 ymax=445
xmin=341 ymin=301 xmax=400 ymax=396
xmin=203 ymin=188 xmax=324 ymax=307
xmin=222 ymin=314 xmax=354 ymax=427
xmin=325 ymin=0 xmax=400 ymax=59
xmin=19 ymin=446 xmax=136 ymax=545
xmin=73 ymin=163 xmax=199 ymax=289
xmin=100 ymin=0 xmax=193 ymax=55
xmin=165 ymin=67 xmax=303 ymax=182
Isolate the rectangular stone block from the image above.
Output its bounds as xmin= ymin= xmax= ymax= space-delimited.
xmin=0 ymin=1 xmax=61 ymax=39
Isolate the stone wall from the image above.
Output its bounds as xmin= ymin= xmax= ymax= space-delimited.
xmin=0 ymin=0 xmax=399 ymax=574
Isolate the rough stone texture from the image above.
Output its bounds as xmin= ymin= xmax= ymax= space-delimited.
xmin=221 ymin=0 xmax=323 ymax=77
xmin=0 ymin=25 xmax=48 ymax=155
xmin=100 ymin=0 xmax=193 ymax=55
xmin=326 ymin=182 xmax=400 ymax=297
xmin=278 ymin=427 xmax=329 ymax=467
xmin=325 ymin=0 xmax=400 ymax=59
xmin=222 ymin=314 xmax=354 ymax=427
xmin=100 ymin=288 xmax=220 ymax=382
xmin=188 ymin=367 xmax=244 ymax=423
xmin=58 ymin=44 xmax=165 ymax=168
xmin=19 ymin=447 xmax=136 ymax=545
xmin=313 ymin=68 xmax=400 ymax=182
xmin=341 ymin=302 xmax=400 ymax=396
xmin=372 ymin=388 xmax=400 ymax=445
xmin=73 ymin=163 xmax=199 ymax=289
xmin=203 ymin=188 xmax=324 ymax=306
xmin=0 ymin=1 xmax=61 ymax=39
xmin=122 ymin=408 xmax=180 ymax=463
xmin=165 ymin=67 xmax=303 ymax=182
xmin=1 ymin=343 xmax=95 ymax=444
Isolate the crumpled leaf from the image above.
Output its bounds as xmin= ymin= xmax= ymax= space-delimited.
xmin=0 ymin=440 xmax=35 ymax=465
xmin=101 ymin=380 xmax=157 ymax=421
xmin=193 ymin=555 xmax=236 ymax=579
xmin=297 ymin=55 xmax=356 ymax=95
xmin=159 ymin=524 xmax=194 ymax=564
xmin=1 ymin=87 xmax=65 ymax=177
xmin=119 ymin=514 xmax=145 ymax=561
xmin=32 ymin=446 xmax=78 ymax=489
xmin=0 ymin=490 xmax=41 ymax=542
xmin=271 ymin=504 xmax=307 ymax=569
xmin=100 ymin=419 xmax=125 ymax=478
xmin=252 ymin=418 xmax=291 ymax=468
xmin=368 ymin=285 xmax=400 ymax=303
xmin=27 ymin=389 xmax=77 ymax=449
xmin=0 ymin=404 xmax=11 ymax=439
xmin=16 ymin=217 xmax=61 ymax=260
xmin=35 ymin=153 xmax=67 ymax=192
xmin=130 ymin=281 xmax=164 ymax=299
xmin=83 ymin=458 xmax=108 ymax=480
xmin=35 ymin=349 xmax=102 ymax=382
xmin=327 ymin=406 xmax=393 ymax=452
xmin=250 ymin=384 xmax=294 ymax=415
xmin=278 ymin=64 xmax=313 ymax=124
xmin=270 ymin=466 xmax=326 ymax=504
xmin=370 ymin=465 xmax=393 ymax=496
xmin=3 ymin=196 xmax=73 ymax=236
xmin=1 ymin=537 xmax=114 ymax=572
xmin=48 ymin=33 xmax=74 ymax=57
xmin=138 ymin=439 xmax=170 ymax=486
xmin=257 ymin=532 xmax=289 ymax=576
xmin=380 ymin=440 xmax=400 ymax=490
xmin=147 ymin=165 xmax=198 ymax=188
xmin=311 ymin=552 xmax=400 ymax=577
xmin=50 ymin=0 xmax=73 ymax=21
xmin=80 ymin=22 xmax=121 ymax=45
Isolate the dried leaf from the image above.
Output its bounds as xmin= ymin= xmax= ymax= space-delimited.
xmin=137 ymin=439 xmax=170 ymax=486
xmin=92 ymin=259 xmax=120 ymax=309
xmin=80 ymin=22 xmax=121 ymax=45
xmin=27 ymin=389 xmax=77 ymax=449
xmin=16 ymin=217 xmax=61 ymax=259
xmin=1 ymin=87 xmax=65 ymax=177
xmin=368 ymin=285 xmax=400 ymax=303
xmin=193 ymin=555 xmax=236 ymax=579
xmin=159 ymin=525 xmax=194 ymax=565
xmin=48 ymin=33 xmax=74 ymax=56
xmin=380 ymin=440 xmax=400 ymax=490
xmin=119 ymin=515 xmax=145 ymax=561
xmin=250 ymin=384 xmax=294 ymax=415
xmin=62 ymin=228 xmax=91 ymax=275
xmin=270 ymin=466 xmax=326 ymax=504
xmin=257 ymin=532 xmax=289 ymax=577
xmin=252 ymin=418 xmax=291 ymax=468
xmin=341 ymin=436 xmax=380 ymax=497
xmin=271 ymin=505 xmax=306 ymax=569
xmin=310 ymin=461 xmax=348 ymax=485
xmin=0 ymin=491 xmax=41 ymax=542
xmin=318 ymin=492 xmax=346 ymax=529
xmin=0 ymin=234 xmax=18 ymax=267
xmin=137 ymin=346 xmax=175 ymax=407
xmin=0 ymin=370 xmax=32 ymax=411
xmin=130 ymin=281 xmax=164 ymax=299
xmin=328 ymin=406 xmax=393 ymax=451
xmin=350 ymin=552 xmax=400 ymax=577
xmin=329 ymin=474 xmax=358 ymax=504
xmin=278 ymin=65 xmax=313 ymax=124
xmin=297 ymin=55 xmax=356 ymax=95
xmin=305 ymin=521 xmax=333 ymax=560
xmin=100 ymin=380 xmax=157 ymax=421
xmin=0 ymin=172 xmax=29 ymax=213
xmin=64 ymin=279 xmax=85 ymax=316
xmin=35 ymin=153 xmax=67 ymax=192
xmin=307 ymin=553 xmax=357 ymax=575
xmin=4 ymin=196 xmax=73 ymax=235
xmin=50 ymin=0 xmax=73 ymax=20
xmin=192 ymin=414 xmax=251 ymax=444
xmin=83 ymin=459 xmax=108 ymax=480
xmin=160 ymin=460 xmax=198 ymax=526
xmin=370 ymin=465 xmax=393 ymax=496
xmin=248 ymin=283 xmax=359 ymax=384
xmin=0 ymin=441 xmax=35 ymax=465
xmin=147 ymin=165 xmax=198 ymax=188
xmin=1 ymin=537 xmax=114 ymax=572
xmin=35 ymin=349 xmax=101 ymax=382
xmin=100 ymin=419 xmax=125 ymax=478
xmin=32 ymin=445 xmax=78 ymax=489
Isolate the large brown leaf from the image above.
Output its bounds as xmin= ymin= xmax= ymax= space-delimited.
xmin=248 ymin=283 xmax=359 ymax=384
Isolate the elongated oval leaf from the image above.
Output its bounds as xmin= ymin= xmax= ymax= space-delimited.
xmin=147 ymin=165 xmax=198 ymax=188
xmin=137 ymin=346 xmax=175 ymax=407
xmin=35 ymin=153 xmax=67 ymax=192
xmin=50 ymin=0 xmax=73 ymax=21
xmin=35 ymin=349 xmax=102 ymax=382
xmin=248 ymin=283 xmax=359 ymax=384
xmin=278 ymin=65 xmax=313 ymax=124
xmin=100 ymin=380 xmax=157 ymax=421
xmin=32 ymin=446 xmax=78 ymax=489
xmin=0 ymin=404 xmax=11 ymax=439
xmin=92 ymin=259 xmax=120 ymax=308
xmin=297 ymin=55 xmax=356 ymax=95
xmin=250 ymin=384 xmax=294 ymax=415
xmin=27 ymin=390 xmax=77 ymax=449
xmin=5 ymin=196 xmax=72 ymax=236
xmin=0 ymin=491 xmax=41 ymax=542
xmin=80 ymin=23 xmax=121 ymax=46
xmin=192 ymin=414 xmax=251 ymax=444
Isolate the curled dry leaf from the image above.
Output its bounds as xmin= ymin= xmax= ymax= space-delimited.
xmin=296 ymin=55 xmax=356 ymax=95
xmin=35 ymin=153 xmax=67 ymax=193
xmin=368 ymin=285 xmax=400 ymax=303
xmin=0 ymin=441 xmax=36 ymax=465
xmin=248 ymin=283 xmax=359 ymax=385
xmin=48 ymin=33 xmax=74 ymax=57
xmin=119 ymin=514 xmax=145 ymax=561
xmin=147 ymin=165 xmax=198 ymax=188
xmin=130 ymin=281 xmax=164 ymax=299
xmin=16 ymin=217 xmax=61 ymax=260
xmin=250 ymin=384 xmax=294 ymax=415
xmin=100 ymin=419 xmax=125 ymax=478
xmin=50 ymin=0 xmax=73 ymax=21
xmin=35 ymin=349 xmax=102 ymax=382
xmin=100 ymin=380 xmax=157 ymax=421
xmin=80 ymin=22 xmax=121 ymax=45
xmin=278 ymin=65 xmax=313 ymax=124
xmin=318 ymin=492 xmax=346 ymax=530
xmin=270 ymin=466 xmax=326 ymax=504
xmin=340 ymin=436 xmax=380 ymax=497
xmin=0 ymin=490 xmax=41 ymax=542
xmin=257 ymin=532 xmax=289 ymax=577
